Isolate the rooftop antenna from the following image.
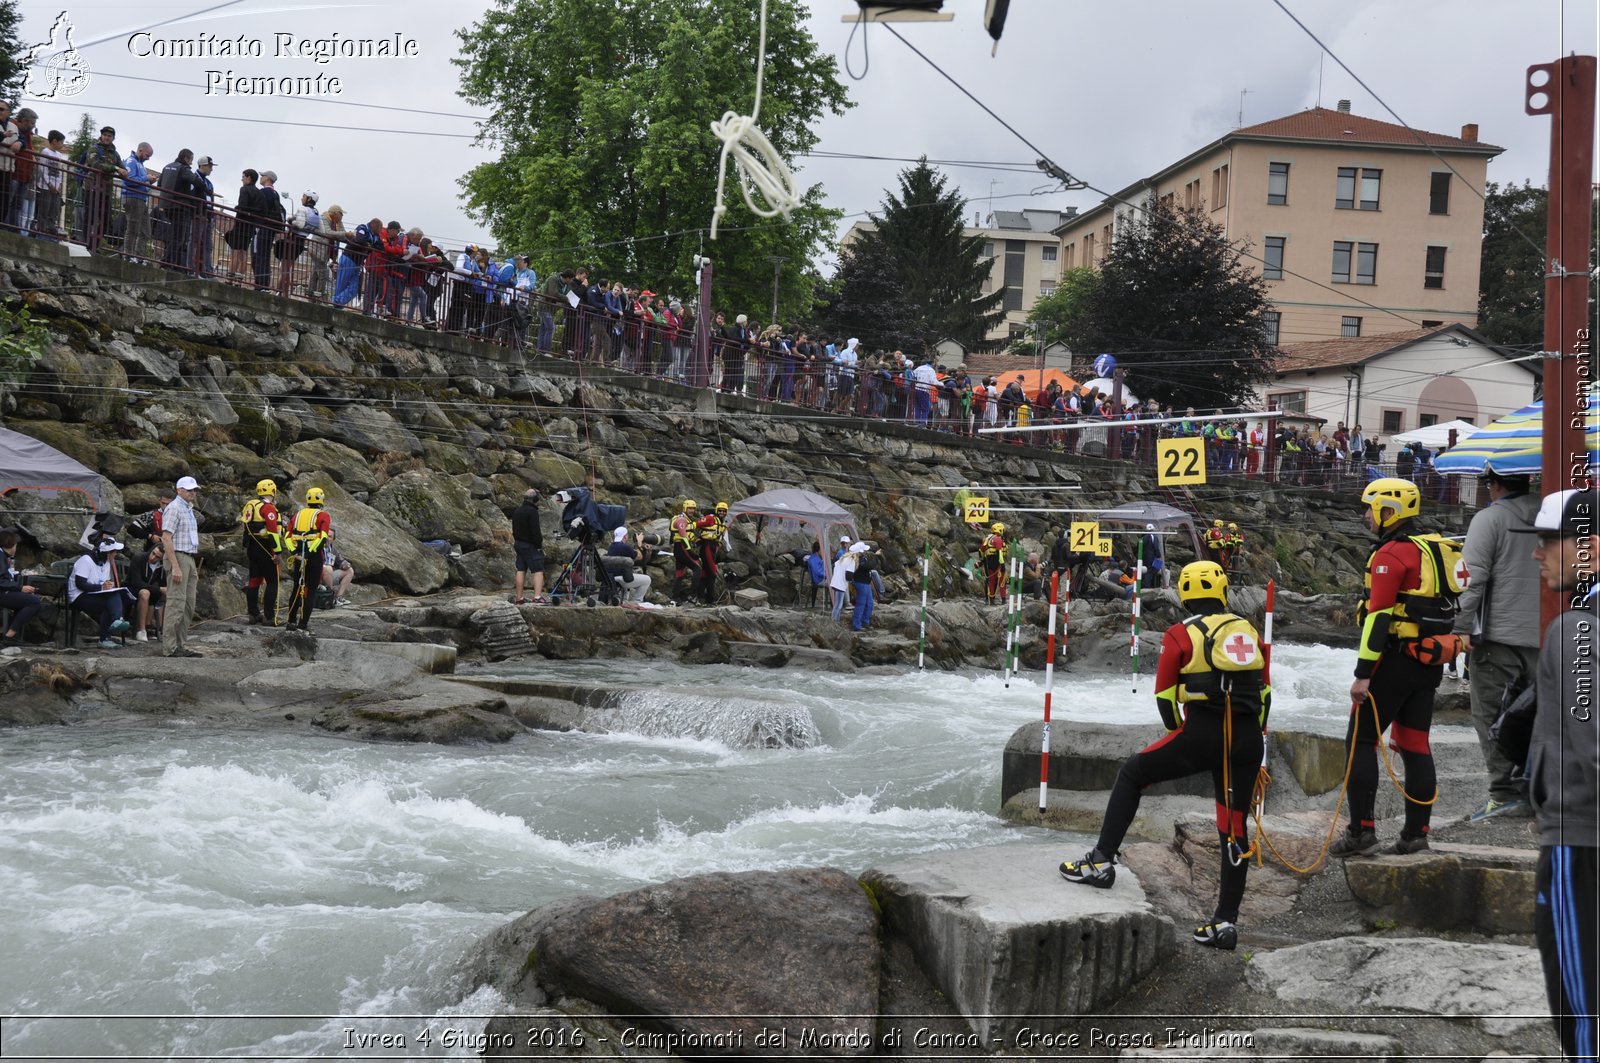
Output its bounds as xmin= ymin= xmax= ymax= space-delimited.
xmin=1237 ymin=88 xmax=1253 ymax=128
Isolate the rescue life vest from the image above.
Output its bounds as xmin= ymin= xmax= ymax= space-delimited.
xmin=1358 ymin=533 xmax=1469 ymax=640
xmin=671 ymin=515 xmax=696 ymax=549
xmin=288 ymin=507 xmax=329 ymax=553
xmin=240 ymin=498 xmax=277 ymax=544
xmin=698 ymin=516 xmax=724 ymax=543
xmin=980 ymin=535 xmax=1004 ymax=561
xmin=1177 ymin=612 xmax=1266 ymax=707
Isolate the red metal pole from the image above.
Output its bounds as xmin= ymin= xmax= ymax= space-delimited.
xmin=1527 ymin=55 xmax=1596 ymax=631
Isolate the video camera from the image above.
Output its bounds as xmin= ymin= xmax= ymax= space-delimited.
xmin=553 ymin=487 xmax=627 ymax=544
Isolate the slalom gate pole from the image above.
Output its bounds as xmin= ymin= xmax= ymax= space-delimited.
xmin=1129 ymin=536 xmax=1143 ymax=692
xmin=1038 ymin=570 xmax=1060 ymax=813
xmin=1059 ymin=567 xmax=1071 ymax=663
xmin=1254 ymin=579 xmax=1276 ymax=830
xmin=1008 ymin=556 xmax=1024 ymax=680
xmin=1000 ymin=556 xmax=1016 ymax=684
xmin=998 ymin=550 xmax=1011 ymax=685
xmin=917 ymin=543 xmax=930 ymax=670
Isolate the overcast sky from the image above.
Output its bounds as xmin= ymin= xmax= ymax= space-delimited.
xmin=17 ymin=0 xmax=1598 ymax=270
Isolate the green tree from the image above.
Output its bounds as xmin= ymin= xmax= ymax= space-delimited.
xmin=455 ymin=0 xmax=850 ymax=324
xmin=819 ymin=160 xmax=1004 ymax=355
xmin=810 ymin=236 xmax=919 ymax=353
xmin=1062 ymin=200 xmax=1276 ymax=410
xmin=0 ymin=0 xmax=25 ymax=107
xmin=66 ymin=112 xmax=95 ymax=160
xmin=1019 ymin=267 xmax=1099 ymax=351
xmin=1476 ymin=181 xmax=1547 ymax=351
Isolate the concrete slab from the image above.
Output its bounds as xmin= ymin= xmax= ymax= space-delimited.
xmin=315 ymin=637 xmax=457 ymax=675
xmin=863 ymin=840 xmax=1176 ymax=1043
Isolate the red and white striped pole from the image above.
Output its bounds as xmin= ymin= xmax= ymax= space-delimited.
xmin=1038 ymin=570 xmax=1061 ymax=813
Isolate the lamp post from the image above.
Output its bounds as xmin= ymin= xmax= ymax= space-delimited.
xmin=768 ymin=255 xmax=786 ymax=327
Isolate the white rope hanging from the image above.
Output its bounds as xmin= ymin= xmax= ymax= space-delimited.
xmin=709 ymin=0 xmax=802 ymax=239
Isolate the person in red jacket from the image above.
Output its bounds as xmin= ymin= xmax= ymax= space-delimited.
xmin=1060 ymin=561 xmax=1270 ymax=952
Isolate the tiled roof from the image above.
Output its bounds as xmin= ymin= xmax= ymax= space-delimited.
xmin=1274 ymin=325 xmax=1454 ymax=372
xmin=1236 ymin=107 xmax=1503 ymax=153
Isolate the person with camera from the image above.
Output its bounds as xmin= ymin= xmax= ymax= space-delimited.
xmin=512 ymin=488 xmax=546 ymax=605
xmin=607 ymin=527 xmax=652 ymax=605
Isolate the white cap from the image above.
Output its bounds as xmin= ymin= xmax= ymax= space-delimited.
xmin=613 ymin=526 xmax=629 ymax=542
xmin=100 ymin=539 xmax=125 ymax=552
xmin=840 ymin=535 xmax=851 ymax=543
xmin=735 ymin=314 xmax=748 ymax=324
xmin=175 ymin=475 xmax=200 ymax=491
xmin=849 ymin=541 xmax=870 ymax=554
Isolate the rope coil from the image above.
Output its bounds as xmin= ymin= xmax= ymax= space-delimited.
xmin=709 ymin=0 xmax=803 ymax=239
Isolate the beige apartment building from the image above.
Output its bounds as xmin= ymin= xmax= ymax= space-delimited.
xmin=1054 ymin=102 xmax=1503 ymax=346
xmin=840 ymin=207 xmax=1073 ymax=353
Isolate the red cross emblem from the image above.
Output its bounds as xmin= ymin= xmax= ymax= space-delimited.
xmin=1454 ymin=559 xmax=1471 ymax=588
xmin=1224 ymin=633 xmax=1257 ymax=664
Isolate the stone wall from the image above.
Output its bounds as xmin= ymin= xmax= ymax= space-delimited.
xmin=0 ymin=233 xmax=1474 ymax=614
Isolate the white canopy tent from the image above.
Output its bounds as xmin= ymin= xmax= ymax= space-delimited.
xmin=1388 ymin=419 xmax=1481 ymax=452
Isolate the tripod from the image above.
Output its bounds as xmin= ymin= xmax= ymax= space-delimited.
xmin=548 ymin=534 xmax=622 ymax=606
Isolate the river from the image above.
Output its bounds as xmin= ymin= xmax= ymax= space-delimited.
xmin=1 ymin=642 xmax=1361 ymax=1060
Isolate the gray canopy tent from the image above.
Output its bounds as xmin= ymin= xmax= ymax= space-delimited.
xmin=0 ymin=427 xmax=103 ymax=508
xmin=1096 ymin=500 xmax=1203 ymax=567
xmin=726 ymin=488 xmax=860 ymax=580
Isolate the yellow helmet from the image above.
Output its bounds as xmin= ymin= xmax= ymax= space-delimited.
xmin=1178 ymin=560 xmax=1229 ymax=605
xmin=255 ymin=478 xmax=278 ymax=498
xmin=682 ymin=499 xmax=698 ymax=512
xmin=305 ymin=487 xmax=326 ymax=507
xmin=1360 ymin=477 xmax=1420 ymax=529
xmin=1213 ymin=519 xmax=1224 ymax=528
xmin=991 ymin=522 xmax=1006 ymax=534
xmin=1227 ymin=522 xmax=1239 ymax=531
xmin=715 ymin=501 xmax=729 ymax=513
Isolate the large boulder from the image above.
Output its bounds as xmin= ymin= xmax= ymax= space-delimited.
xmin=527 ymin=868 xmax=880 ymax=1054
xmin=284 ymin=475 xmax=448 ymax=594
xmin=279 ymin=438 xmax=379 ymax=494
xmin=36 ymin=342 xmax=129 ymax=424
xmin=371 ymin=469 xmax=508 ymax=550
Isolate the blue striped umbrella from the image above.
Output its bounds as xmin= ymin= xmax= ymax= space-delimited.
xmin=1435 ymin=390 xmax=1600 ymax=476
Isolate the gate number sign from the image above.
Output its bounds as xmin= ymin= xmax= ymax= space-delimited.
xmin=1157 ymin=438 xmax=1207 ymax=486
xmin=965 ymin=496 xmax=990 ymax=523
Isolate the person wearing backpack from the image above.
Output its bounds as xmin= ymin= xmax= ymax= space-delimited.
xmin=1335 ymin=477 xmax=1466 ymax=858
xmin=1513 ymin=488 xmax=1599 ymax=1063
xmin=1060 ymin=561 xmax=1270 ymax=952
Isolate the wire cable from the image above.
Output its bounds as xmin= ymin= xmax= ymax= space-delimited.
xmin=709 ymin=0 xmax=802 ymax=239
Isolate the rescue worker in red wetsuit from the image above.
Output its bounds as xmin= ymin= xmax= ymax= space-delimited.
xmin=1060 ymin=560 xmax=1270 ymax=952
xmin=240 ymin=478 xmax=284 ymax=626
xmin=1332 ymin=477 xmax=1464 ymax=858
xmin=981 ymin=522 xmax=1007 ymax=604
xmin=284 ymin=486 xmax=333 ymax=631
xmin=696 ymin=504 xmax=727 ymax=604
xmin=670 ymin=499 xmax=701 ymax=603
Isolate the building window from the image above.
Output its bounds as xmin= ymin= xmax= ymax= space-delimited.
xmin=1101 ymin=223 xmax=1113 ymax=248
xmin=1269 ymin=388 xmax=1306 ymax=413
xmin=1419 ymin=413 xmax=1439 ymax=428
xmin=1424 ymin=245 xmax=1447 ymax=289
xmin=1336 ymin=167 xmax=1382 ymax=210
xmin=1341 ymin=316 xmax=1362 ymax=337
xmin=1003 ymin=239 xmax=1026 ymax=312
xmin=1421 ymin=319 xmax=1443 ymax=328
xmin=1382 ymin=409 xmax=1403 ymax=434
xmin=1064 ymin=243 xmax=1076 ymax=269
xmin=1267 ymin=162 xmax=1289 ymax=205
xmin=1333 ymin=241 xmax=1378 ymax=284
xmin=1429 ymin=172 xmax=1451 ymax=215
xmin=983 ymin=241 xmax=995 ymax=258
xmin=1262 ymin=310 xmax=1281 ymax=346
xmin=1084 ymin=233 xmax=1095 ymax=262
xmin=1040 ymin=281 xmax=1056 ymax=296
xmin=1185 ymin=179 xmax=1201 ymax=209
xmin=1008 ymin=325 xmax=1028 ymax=341
xmin=1212 ymin=164 xmax=1229 ymax=208
xmin=1041 ymin=244 xmax=1057 ymax=262
xmin=1263 ymin=236 xmax=1285 ymax=280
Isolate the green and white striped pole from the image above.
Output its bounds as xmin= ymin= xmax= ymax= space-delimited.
xmin=916 ymin=543 xmax=930 ymax=670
